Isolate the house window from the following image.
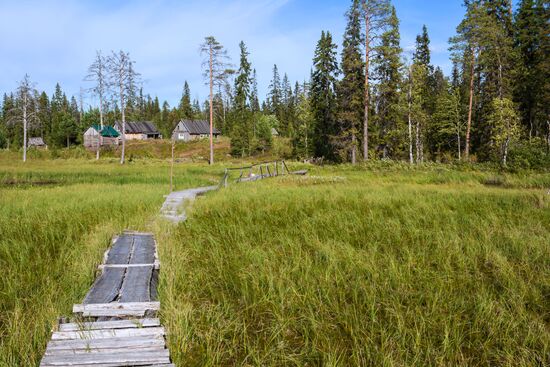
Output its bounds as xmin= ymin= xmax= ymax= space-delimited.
xmin=179 ymin=133 xmax=185 ymax=139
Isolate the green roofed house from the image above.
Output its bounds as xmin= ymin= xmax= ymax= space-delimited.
xmin=83 ymin=125 xmax=120 ymax=149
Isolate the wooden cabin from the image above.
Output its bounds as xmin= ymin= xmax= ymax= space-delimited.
xmin=114 ymin=121 xmax=161 ymax=140
xmin=28 ymin=137 xmax=47 ymax=149
xmin=172 ymin=120 xmax=221 ymax=142
xmin=83 ymin=125 xmax=120 ymax=149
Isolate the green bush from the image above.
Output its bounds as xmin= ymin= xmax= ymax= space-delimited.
xmin=508 ymin=138 xmax=550 ymax=170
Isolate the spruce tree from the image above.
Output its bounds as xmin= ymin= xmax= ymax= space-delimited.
xmin=373 ymin=6 xmax=402 ymax=159
xmin=310 ymin=31 xmax=339 ymax=160
xmin=178 ymin=81 xmax=193 ymax=120
xmin=230 ymin=41 xmax=253 ymax=156
xmin=337 ymin=0 xmax=365 ymax=164
xmin=267 ymin=65 xmax=282 ymax=119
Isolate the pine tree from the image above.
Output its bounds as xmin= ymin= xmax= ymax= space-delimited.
xmin=337 ymin=0 xmax=365 ymax=164
xmin=360 ymin=0 xmax=391 ymax=160
xmin=373 ymin=6 xmax=402 ymax=158
xmin=311 ymin=31 xmax=339 ymax=160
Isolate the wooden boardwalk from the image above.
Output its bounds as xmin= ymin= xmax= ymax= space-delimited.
xmin=40 ymin=231 xmax=174 ymax=367
xmin=160 ymin=185 xmax=218 ymax=223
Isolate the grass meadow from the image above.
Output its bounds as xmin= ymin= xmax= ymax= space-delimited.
xmin=158 ymin=165 xmax=550 ymax=366
xmin=0 ymin=153 xmax=549 ymax=366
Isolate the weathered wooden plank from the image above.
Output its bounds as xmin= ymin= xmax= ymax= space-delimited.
xmin=150 ymin=270 xmax=159 ymax=301
xmin=45 ymin=346 xmax=164 ymax=356
xmin=130 ymin=235 xmax=155 ymax=264
xmin=46 ymin=335 xmax=165 ymax=351
xmin=98 ymin=262 xmax=159 ymax=270
xmin=59 ymin=318 xmax=159 ymax=332
xmin=40 ymin=349 xmax=170 ymax=366
xmin=105 ymin=235 xmax=133 ymax=264
xmin=119 ymin=266 xmax=153 ymax=303
xmin=51 ymin=326 xmax=165 ymax=341
xmin=74 ymin=302 xmax=160 ymax=313
xmin=81 ymin=309 xmax=147 ymax=317
xmin=83 ymin=268 xmax=125 ymax=304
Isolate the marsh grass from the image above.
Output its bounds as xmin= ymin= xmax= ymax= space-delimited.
xmin=0 ymin=159 xmax=215 ymax=365
xmin=1 ymin=158 xmax=549 ymax=366
xmin=158 ymin=167 xmax=550 ymax=366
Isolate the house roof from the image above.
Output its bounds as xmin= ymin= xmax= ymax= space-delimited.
xmin=175 ymin=120 xmax=221 ymax=135
xmin=92 ymin=125 xmax=120 ymax=137
xmin=28 ymin=137 xmax=46 ymax=146
xmin=116 ymin=121 xmax=160 ymax=135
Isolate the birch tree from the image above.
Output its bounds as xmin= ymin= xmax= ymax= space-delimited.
xmin=200 ymin=36 xmax=232 ymax=165
xmin=107 ymin=50 xmax=140 ymax=165
xmin=9 ymin=75 xmax=39 ymax=162
xmin=488 ymin=97 xmax=520 ymax=165
xmin=360 ymin=0 xmax=391 ymax=160
xmin=85 ymin=51 xmax=109 ymax=160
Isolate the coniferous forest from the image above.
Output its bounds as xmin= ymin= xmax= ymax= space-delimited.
xmin=1 ymin=0 xmax=548 ymax=168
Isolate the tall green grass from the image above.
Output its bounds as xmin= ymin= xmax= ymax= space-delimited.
xmin=0 ymin=159 xmax=216 ymax=366
xmin=158 ymin=168 xmax=550 ymax=366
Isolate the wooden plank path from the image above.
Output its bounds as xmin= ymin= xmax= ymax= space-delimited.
xmin=160 ymin=185 xmax=218 ymax=223
xmin=40 ymin=231 xmax=174 ymax=367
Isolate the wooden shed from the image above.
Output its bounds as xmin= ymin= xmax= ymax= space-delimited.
xmin=83 ymin=125 xmax=120 ymax=149
xmin=28 ymin=137 xmax=47 ymax=149
xmin=172 ymin=120 xmax=221 ymax=142
xmin=114 ymin=121 xmax=161 ymax=140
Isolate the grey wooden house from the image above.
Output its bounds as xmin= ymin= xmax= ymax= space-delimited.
xmin=171 ymin=120 xmax=221 ymax=142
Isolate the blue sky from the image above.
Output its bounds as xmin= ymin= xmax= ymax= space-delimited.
xmin=0 ymin=0 xmax=465 ymax=108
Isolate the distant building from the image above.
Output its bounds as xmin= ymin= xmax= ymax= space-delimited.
xmin=83 ymin=125 xmax=120 ymax=149
xmin=172 ymin=120 xmax=221 ymax=142
xmin=114 ymin=121 xmax=161 ymax=140
xmin=271 ymin=128 xmax=279 ymax=137
xmin=28 ymin=137 xmax=47 ymax=149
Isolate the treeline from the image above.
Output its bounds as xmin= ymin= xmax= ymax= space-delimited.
xmin=223 ymin=0 xmax=549 ymax=167
xmin=0 ymin=79 xmax=207 ymax=150
xmin=1 ymin=0 xmax=548 ymax=168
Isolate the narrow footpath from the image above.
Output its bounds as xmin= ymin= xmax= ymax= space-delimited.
xmin=40 ymin=231 xmax=173 ymax=367
xmin=160 ymin=185 xmax=218 ymax=223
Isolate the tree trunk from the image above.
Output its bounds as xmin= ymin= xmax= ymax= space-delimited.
xmin=97 ymin=91 xmax=104 ymax=160
xmin=209 ymin=46 xmax=214 ymax=165
xmin=170 ymin=138 xmax=175 ymax=192
xmin=457 ymin=129 xmax=461 ymax=161
xmin=465 ymin=51 xmax=475 ymax=161
xmin=416 ymin=121 xmax=421 ymax=164
xmin=503 ymin=137 xmax=510 ymax=166
xmin=351 ymin=133 xmax=356 ymax=164
xmin=120 ymin=83 xmax=126 ymax=165
xmin=23 ymin=93 xmax=27 ymax=163
xmin=363 ymin=10 xmax=370 ymax=161
xmin=408 ymin=65 xmax=413 ymax=164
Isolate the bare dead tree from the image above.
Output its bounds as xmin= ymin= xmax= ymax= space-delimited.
xmin=85 ymin=51 xmax=109 ymax=160
xmin=360 ymin=0 xmax=391 ymax=161
xmin=107 ymin=50 xmax=140 ymax=164
xmin=8 ymin=75 xmax=39 ymax=162
xmin=200 ymin=36 xmax=232 ymax=165
xmin=407 ymin=63 xmax=414 ymax=164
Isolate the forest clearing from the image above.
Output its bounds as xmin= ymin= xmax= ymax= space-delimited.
xmin=1 ymin=0 xmax=549 ymax=365
xmin=1 ymin=155 xmax=549 ymax=365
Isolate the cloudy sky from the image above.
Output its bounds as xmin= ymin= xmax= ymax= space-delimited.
xmin=0 ymin=0 xmax=464 ymax=107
